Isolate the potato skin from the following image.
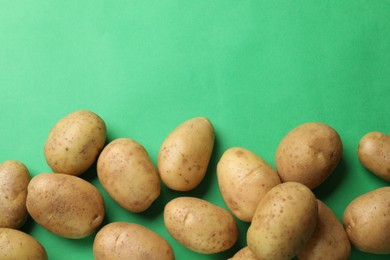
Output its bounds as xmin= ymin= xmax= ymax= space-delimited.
xmin=343 ymin=187 xmax=390 ymax=254
xmin=358 ymin=131 xmax=390 ymax=182
xmin=26 ymin=173 xmax=105 ymax=239
xmin=247 ymin=182 xmax=318 ymax=260
xmin=0 ymin=160 xmax=30 ymax=229
xmin=164 ymin=197 xmax=238 ymax=254
xmin=275 ymin=122 xmax=342 ymax=189
xmin=44 ymin=110 xmax=106 ymax=176
xmin=0 ymin=228 xmax=47 ymax=260
xmin=229 ymin=246 xmax=259 ymax=260
xmin=93 ymin=222 xmax=174 ymax=260
xmin=217 ymin=147 xmax=281 ymax=222
xmin=297 ymin=200 xmax=350 ymax=260
xmin=158 ymin=117 xmax=214 ymax=191
xmin=97 ymin=138 xmax=160 ymax=213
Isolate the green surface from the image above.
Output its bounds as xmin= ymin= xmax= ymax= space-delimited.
xmin=1 ymin=1 xmax=390 ymax=259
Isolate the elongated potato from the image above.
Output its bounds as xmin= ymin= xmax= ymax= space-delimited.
xmin=229 ymin=246 xmax=259 ymax=260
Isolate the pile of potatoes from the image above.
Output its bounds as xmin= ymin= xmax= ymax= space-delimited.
xmin=1 ymin=110 xmax=390 ymax=259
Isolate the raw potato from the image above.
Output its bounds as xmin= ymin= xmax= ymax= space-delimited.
xmin=97 ymin=138 xmax=160 ymax=213
xmin=247 ymin=182 xmax=318 ymax=260
xmin=0 ymin=160 xmax=30 ymax=229
xmin=0 ymin=228 xmax=47 ymax=260
xmin=164 ymin=197 xmax=238 ymax=254
xmin=275 ymin=122 xmax=343 ymax=189
xmin=297 ymin=200 xmax=351 ymax=260
xmin=217 ymin=147 xmax=281 ymax=222
xmin=358 ymin=131 xmax=390 ymax=182
xmin=229 ymin=246 xmax=259 ymax=260
xmin=343 ymin=187 xmax=390 ymax=254
xmin=44 ymin=110 xmax=106 ymax=176
xmin=26 ymin=173 xmax=105 ymax=239
xmin=93 ymin=222 xmax=174 ymax=260
xmin=158 ymin=117 xmax=214 ymax=191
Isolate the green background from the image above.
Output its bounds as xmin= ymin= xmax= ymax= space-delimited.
xmin=1 ymin=1 xmax=390 ymax=259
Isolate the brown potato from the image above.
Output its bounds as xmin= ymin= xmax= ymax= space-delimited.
xmin=229 ymin=246 xmax=259 ymax=260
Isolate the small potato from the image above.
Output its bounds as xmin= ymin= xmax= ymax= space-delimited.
xmin=217 ymin=147 xmax=281 ymax=222
xmin=164 ymin=197 xmax=238 ymax=254
xmin=158 ymin=117 xmax=214 ymax=191
xmin=0 ymin=228 xmax=47 ymax=260
xmin=247 ymin=182 xmax=318 ymax=260
xmin=44 ymin=110 xmax=106 ymax=176
xmin=26 ymin=173 xmax=105 ymax=239
xmin=275 ymin=122 xmax=342 ymax=189
xmin=93 ymin=222 xmax=174 ymax=260
xmin=97 ymin=138 xmax=160 ymax=213
xmin=358 ymin=131 xmax=390 ymax=182
xmin=229 ymin=246 xmax=259 ymax=260
xmin=297 ymin=200 xmax=351 ymax=260
xmin=0 ymin=160 xmax=30 ymax=229
xmin=343 ymin=187 xmax=390 ymax=254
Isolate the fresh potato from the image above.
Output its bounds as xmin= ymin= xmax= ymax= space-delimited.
xmin=44 ymin=110 xmax=106 ymax=176
xmin=275 ymin=122 xmax=342 ymax=189
xmin=0 ymin=228 xmax=47 ymax=260
xmin=158 ymin=117 xmax=214 ymax=191
xmin=247 ymin=182 xmax=318 ymax=260
xmin=297 ymin=200 xmax=350 ymax=260
xmin=26 ymin=173 xmax=105 ymax=239
xmin=217 ymin=147 xmax=281 ymax=222
xmin=0 ymin=160 xmax=30 ymax=229
xmin=343 ymin=187 xmax=390 ymax=254
xmin=358 ymin=131 xmax=390 ymax=182
xmin=164 ymin=196 xmax=238 ymax=254
xmin=93 ymin=222 xmax=174 ymax=260
xmin=97 ymin=138 xmax=160 ymax=213
xmin=229 ymin=246 xmax=259 ymax=260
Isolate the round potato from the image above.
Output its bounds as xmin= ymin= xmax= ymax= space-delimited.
xmin=0 ymin=228 xmax=47 ymax=260
xmin=247 ymin=182 xmax=318 ymax=260
xmin=97 ymin=138 xmax=160 ymax=213
xmin=358 ymin=131 xmax=390 ymax=182
xmin=164 ymin=196 xmax=238 ymax=254
xmin=343 ymin=187 xmax=390 ymax=254
xmin=158 ymin=117 xmax=214 ymax=191
xmin=217 ymin=147 xmax=281 ymax=222
xmin=229 ymin=246 xmax=259 ymax=260
xmin=93 ymin=222 xmax=174 ymax=260
xmin=44 ymin=110 xmax=106 ymax=176
xmin=275 ymin=122 xmax=343 ymax=189
xmin=26 ymin=173 xmax=105 ymax=239
xmin=0 ymin=160 xmax=30 ymax=229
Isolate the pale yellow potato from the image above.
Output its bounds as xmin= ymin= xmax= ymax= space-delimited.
xmin=0 ymin=228 xmax=47 ymax=260
xmin=247 ymin=182 xmax=318 ymax=260
xmin=297 ymin=200 xmax=350 ymax=260
xmin=0 ymin=160 xmax=30 ymax=229
xmin=44 ymin=110 xmax=106 ymax=176
xmin=358 ymin=131 xmax=390 ymax=182
xmin=93 ymin=222 xmax=174 ymax=260
xmin=343 ymin=187 xmax=390 ymax=254
xmin=164 ymin=197 xmax=238 ymax=254
xmin=26 ymin=173 xmax=105 ymax=239
xmin=217 ymin=147 xmax=281 ymax=222
xmin=275 ymin=122 xmax=342 ymax=189
xmin=158 ymin=117 xmax=214 ymax=191
xmin=97 ymin=138 xmax=160 ymax=213
xmin=229 ymin=246 xmax=259 ymax=260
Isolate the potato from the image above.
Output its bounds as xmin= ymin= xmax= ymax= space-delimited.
xmin=44 ymin=110 xmax=106 ymax=176
xmin=93 ymin=222 xmax=174 ymax=260
xmin=164 ymin=196 xmax=238 ymax=254
xmin=229 ymin=246 xmax=259 ymax=260
xmin=26 ymin=173 xmax=105 ymax=238
xmin=358 ymin=131 xmax=390 ymax=182
xmin=217 ymin=147 xmax=281 ymax=222
xmin=275 ymin=122 xmax=342 ymax=189
xmin=158 ymin=117 xmax=214 ymax=191
xmin=0 ymin=228 xmax=47 ymax=260
xmin=297 ymin=200 xmax=350 ymax=260
xmin=0 ymin=160 xmax=30 ymax=229
xmin=247 ymin=182 xmax=318 ymax=260
xmin=343 ymin=186 xmax=390 ymax=254
xmin=97 ymin=138 xmax=160 ymax=213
